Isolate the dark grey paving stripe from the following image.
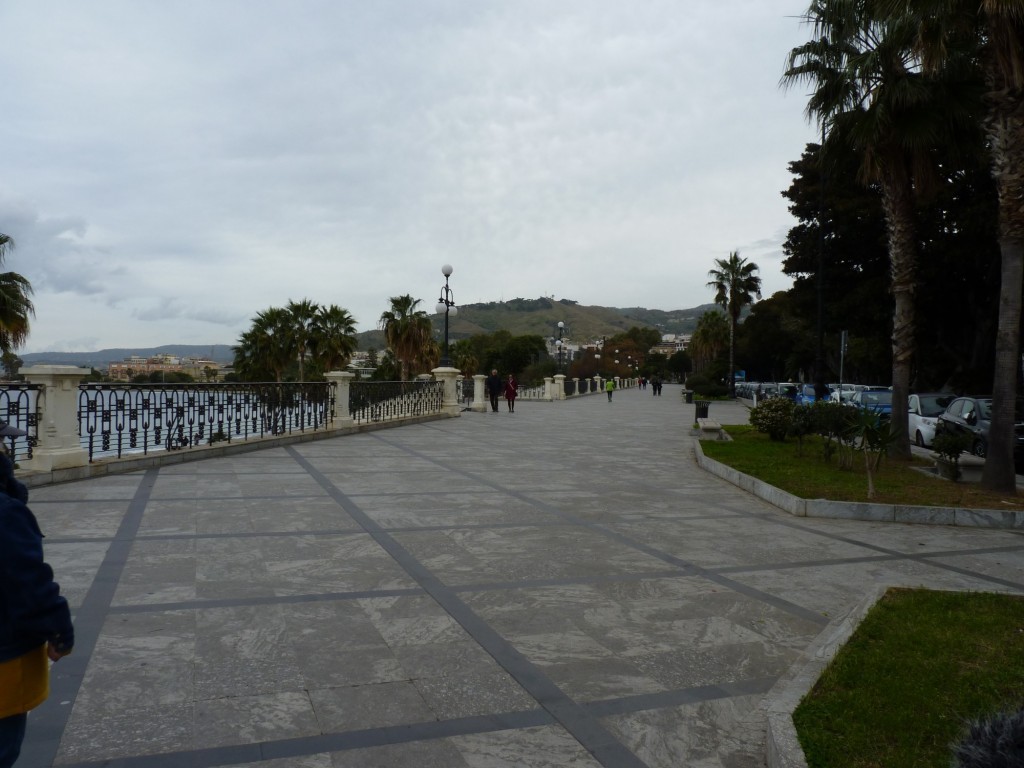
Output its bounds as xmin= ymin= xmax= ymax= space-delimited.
xmin=584 ymin=676 xmax=778 ymax=717
xmin=371 ymin=434 xmax=830 ymax=628
xmin=55 ymin=709 xmax=553 ymax=768
xmin=745 ymin=513 xmax=1024 ymax=592
xmin=286 ymin=446 xmax=652 ymax=768
xmin=107 ymin=587 xmax=424 ymax=614
xmin=20 ymin=468 xmax=160 ymax=768
xmin=716 ymin=544 xmax=1024 ymax=575
xmin=449 ymin=569 xmax=690 ymax=594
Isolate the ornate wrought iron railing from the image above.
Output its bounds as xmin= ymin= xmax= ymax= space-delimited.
xmin=79 ymin=382 xmax=334 ymax=462
xmin=0 ymin=383 xmax=40 ymax=463
xmin=350 ymin=380 xmax=444 ymax=424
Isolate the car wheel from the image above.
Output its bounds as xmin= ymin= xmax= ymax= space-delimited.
xmin=972 ymin=439 xmax=987 ymax=458
xmin=915 ymin=430 xmax=925 ymax=448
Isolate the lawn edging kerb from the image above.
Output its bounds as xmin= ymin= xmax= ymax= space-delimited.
xmin=693 ymin=441 xmax=1024 ymax=529
xmin=764 ymin=586 xmax=888 ymax=768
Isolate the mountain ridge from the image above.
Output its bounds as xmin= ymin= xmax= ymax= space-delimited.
xmin=19 ymin=300 xmax=716 ymax=368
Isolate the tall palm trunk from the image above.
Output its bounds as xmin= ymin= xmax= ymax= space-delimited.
xmin=880 ymin=163 xmax=916 ymax=460
xmin=981 ymin=78 xmax=1024 ymax=491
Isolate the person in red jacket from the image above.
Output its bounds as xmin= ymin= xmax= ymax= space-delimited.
xmin=0 ymin=424 xmax=74 ymax=768
xmin=504 ymin=374 xmax=518 ymax=413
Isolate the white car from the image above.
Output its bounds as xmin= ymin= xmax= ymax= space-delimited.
xmin=908 ymin=393 xmax=955 ymax=448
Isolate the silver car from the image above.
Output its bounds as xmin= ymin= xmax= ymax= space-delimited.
xmin=908 ymin=393 xmax=955 ymax=448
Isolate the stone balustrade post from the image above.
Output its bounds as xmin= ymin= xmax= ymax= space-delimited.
xmin=471 ymin=375 xmax=487 ymax=412
xmin=554 ymin=374 xmax=566 ymax=401
xmin=325 ymin=370 xmax=355 ymax=427
xmin=431 ymin=367 xmax=462 ymax=416
xmin=571 ymin=378 xmax=580 ymax=397
xmin=595 ymin=375 xmax=603 ymax=394
xmin=22 ymin=365 xmax=90 ymax=471
xmin=543 ymin=377 xmax=554 ymax=401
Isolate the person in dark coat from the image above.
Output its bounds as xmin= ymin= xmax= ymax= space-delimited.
xmin=485 ymin=369 xmax=502 ymax=413
xmin=0 ymin=424 xmax=74 ymax=768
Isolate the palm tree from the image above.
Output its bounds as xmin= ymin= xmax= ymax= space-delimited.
xmin=285 ymin=299 xmax=319 ymax=382
xmin=875 ymin=0 xmax=1024 ymax=487
xmin=312 ymin=304 xmax=357 ymax=373
xmin=706 ymin=251 xmax=762 ymax=397
xmin=232 ymin=307 xmax=293 ymax=382
xmin=378 ymin=295 xmax=433 ymax=381
xmin=783 ymin=0 xmax=977 ymax=458
xmin=0 ymin=233 xmax=35 ymax=353
xmin=690 ymin=310 xmax=730 ymax=374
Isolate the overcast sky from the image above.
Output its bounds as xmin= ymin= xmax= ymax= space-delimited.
xmin=1 ymin=1 xmax=818 ymax=353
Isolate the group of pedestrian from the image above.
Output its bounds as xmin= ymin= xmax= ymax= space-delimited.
xmin=485 ymin=369 xmax=518 ymax=413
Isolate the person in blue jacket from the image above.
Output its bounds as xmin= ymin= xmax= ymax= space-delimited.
xmin=0 ymin=423 xmax=74 ymax=768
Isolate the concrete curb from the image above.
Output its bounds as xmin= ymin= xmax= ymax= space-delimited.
xmin=763 ymin=586 xmax=888 ymax=768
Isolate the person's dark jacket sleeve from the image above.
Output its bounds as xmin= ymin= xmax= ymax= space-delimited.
xmin=0 ymin=456 xmax=74 ymax=661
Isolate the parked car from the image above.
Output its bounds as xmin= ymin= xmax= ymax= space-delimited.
xmin=849 ymin=388 xmax=892 ymax=418
xmin=777 ymin=382 xmax=800 ymax=402
xmin=935 ymin=396 xmax=1024 ymax=459
xmin=796 ymin=383 xmax=832 ymax=405
xmin=908 ymin=393 xmax=955 ymax=448
xmin=829 ymin=383 xmax=857 ymax=403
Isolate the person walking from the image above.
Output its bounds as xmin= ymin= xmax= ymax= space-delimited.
xmin=504 ymin=374 xmax=518 ymax=413
xmin=0 ymin=425 xmax=74 ymax=768
xmin=485 ymin=369 xmax=502 ymax=413
xmin=605 ymin=377 xmax=616 ymax=402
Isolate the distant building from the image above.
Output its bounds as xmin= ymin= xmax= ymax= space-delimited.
xmin=106 ymin=354 xmax=223 ymax=382
xmin=649 ymin=334 xmax=690 ymax=356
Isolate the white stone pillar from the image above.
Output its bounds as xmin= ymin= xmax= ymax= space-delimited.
xmin=554 ymin=374 xmax=566 ymax=401
xmin=431 ymin=367 xmax=462 ymax=416
xmin=22 ymin=365 xmax=90 ymax=471
xmin=325 ymin=370 xmax=355 ymax=427
xmin=543 ymin=376 xmax=555 ymax=401
xmin=471 ymin=374 xmax=487 ymax=413
xmin=571 ymin=378 xmax=580 ymax=397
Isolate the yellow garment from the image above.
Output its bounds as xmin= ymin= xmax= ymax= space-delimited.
xmin=0 ymin=645 xmax=49 ymax=718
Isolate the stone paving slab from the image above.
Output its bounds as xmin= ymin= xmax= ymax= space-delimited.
xmin=16 ymin=386 xmax=1024 ymax=768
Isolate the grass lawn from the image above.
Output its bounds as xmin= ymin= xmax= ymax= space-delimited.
xmin=701 ymin=427 xmax=1024 ymax=766
xmin=700 ymin=425 xmax=1024 ymax=511
xmin=793 ymin=588 xmax=1024 ymax=768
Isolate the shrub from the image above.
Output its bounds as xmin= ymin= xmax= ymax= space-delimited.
xmin=749 ymin=397 xmax=795 ymax=441
xmin=686 ymin=373 xmax=729 ymax=398
xmin=952 ymin=709 xmax=1024 ymax=768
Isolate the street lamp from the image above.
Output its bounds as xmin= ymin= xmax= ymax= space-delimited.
xmin=434 ymin=264 xmax=457 ymax=367
xmin=555 ymin=321 xmax=566 ymax=371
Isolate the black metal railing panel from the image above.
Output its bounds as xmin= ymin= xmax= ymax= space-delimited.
xmin=564 ymin=379 xmax=577 ymax=396
xmin=350 ymin=380 xmax=444 ymax=424
xmin=0 ymin=383 xmax=40 ymax=464
xmin=79 ymin=382 xmax=334 ymax=462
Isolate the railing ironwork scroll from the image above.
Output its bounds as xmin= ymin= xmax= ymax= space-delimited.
xmin=79 ymin=382 xmax=334 ymax=462
xmin=349 ymin=380 xmax=444 ymax=424
xmin=0 ymin=383 xmax=40 ymax=463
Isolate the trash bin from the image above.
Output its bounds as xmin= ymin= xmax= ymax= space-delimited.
xmin=684 ymin=390 xmax=693 ymax=404
xmin=694 ymin=400 xmax=710 ymax=419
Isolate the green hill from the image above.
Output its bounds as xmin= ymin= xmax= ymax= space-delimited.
xmin=357 ymin=298 xmax=716 ymax=350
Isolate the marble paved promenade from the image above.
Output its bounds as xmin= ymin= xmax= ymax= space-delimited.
xmin=18 ymin=385 xmax=1024 ymax=768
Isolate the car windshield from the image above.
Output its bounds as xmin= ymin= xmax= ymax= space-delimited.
xmin=861 ymin=391 xmax=891 ymax=406
xmin=919 ymin=395 xmax=954 ymax=417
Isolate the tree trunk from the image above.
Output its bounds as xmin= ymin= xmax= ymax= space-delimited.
xmin=981 ymin=81 xmax=1024 ymax=492
xmin=880 ymin=168 xmax=916 ymax=461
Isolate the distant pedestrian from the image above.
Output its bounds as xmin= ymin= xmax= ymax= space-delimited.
xmin=485 ymin=369 xmax=502 ymax=412
xmin=0 ymin=426 xmax=75 ymax=768
xmin=504 ymin=374 xmax=518 ymax=413
xmin=606 ymin=378 xmax=616 ymax=402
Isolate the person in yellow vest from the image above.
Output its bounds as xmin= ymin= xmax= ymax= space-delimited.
xmin=0 ymin=424 xmax=74 ymax=768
